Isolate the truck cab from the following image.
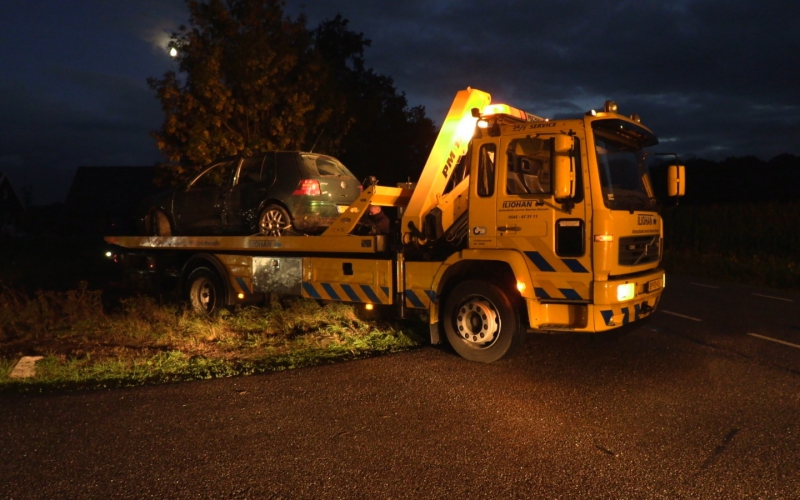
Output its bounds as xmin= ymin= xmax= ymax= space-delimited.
xmin=464 ymin=101 xmax=667 ymax=333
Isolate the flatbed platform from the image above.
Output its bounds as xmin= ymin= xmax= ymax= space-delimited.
xmin=105 ymin=234 xmax=388 ymax=254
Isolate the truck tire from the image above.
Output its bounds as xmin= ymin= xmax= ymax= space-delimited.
xmin=185 ymin=267 xmax=225 ymax=315
xmin=442 ymin=279 xmax=524 ymax=362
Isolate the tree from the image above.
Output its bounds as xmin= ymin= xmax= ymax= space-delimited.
xmin=149 ymin=0 xmax=435 ymax=187
xmin=311 ymin=15 xmax=436 ymax=185
xmin=149 ymin=0 xmax=334 ymax=184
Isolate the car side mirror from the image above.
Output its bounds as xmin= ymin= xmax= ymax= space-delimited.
xmin=668 ymin=165 xmax=685 ymax=197
xmin=553 ymin=135 xmax=575 ymax=199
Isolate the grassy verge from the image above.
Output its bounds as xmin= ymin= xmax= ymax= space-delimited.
xmin=662 ymin=200 xmax=800 ymax=290
xmin=663 ymin=249 xmax=800 ymax=290
xmin=0 ymin=286 xmax=427 ymax=393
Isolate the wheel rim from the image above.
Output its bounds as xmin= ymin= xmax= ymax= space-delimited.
xmin=454 ymin=296 xmax=500 ymax=348
xmin=260 ymin=209 xmax=288 ymax=236
xmin=190 ymin=277 xmax=216 ymax=313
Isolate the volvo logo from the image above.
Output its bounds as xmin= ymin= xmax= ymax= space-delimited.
xmin=638 ymin=215 xmax=657 ymax=225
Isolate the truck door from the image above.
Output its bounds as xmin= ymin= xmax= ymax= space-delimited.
xmin=468 ymin=141 xmax=499 ymax=248
xmin=498 ymin=136 xmax=555 ymax=241
xmin=497 ymin=135 xmax=591 ymax=302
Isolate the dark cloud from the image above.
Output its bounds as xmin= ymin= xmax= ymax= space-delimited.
xmin=292 ymin=0 xmax=800 ymax=160
xmin=0 ymin=0 xmax=797 ymax=203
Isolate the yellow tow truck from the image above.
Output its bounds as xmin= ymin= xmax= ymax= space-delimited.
xmin=106 ymin=87 xmax=685 ymax=362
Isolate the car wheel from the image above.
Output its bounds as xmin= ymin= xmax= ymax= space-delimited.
xmin=147 ymin=210 xmax=172 ymax=236
xmin=185 ymin=267 xmax=225 ymax=315
xmin=259 ymin=205 xmax=292 ymax=236
xmin=442 ymin=279 xmax=524 ymax=363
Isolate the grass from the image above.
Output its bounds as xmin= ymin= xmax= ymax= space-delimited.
xmin=3 ymin=199 xmax=798 ymax=392
xmin=662 ymin=200 xmax=800 ymax=290
xmin=0 ymin=287 xmax=427 ymax=393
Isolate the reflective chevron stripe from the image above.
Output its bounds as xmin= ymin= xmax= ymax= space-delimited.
xmin=525 ymin=251 xmax=591 ymax=275
xmin=405 ymin=288 xmax=436 ymax=309
xmin=302 ymin=282 xmax=391 ymax=304
xmin=234 ymin=277 xmax=251 ymax=294
xmin=561 ymin=258 xmax=589 ymax=273
xmin=524 ymin=251 xmax=556 ymax=272
xmin=599 ymin=297 xmax=659 ymax=326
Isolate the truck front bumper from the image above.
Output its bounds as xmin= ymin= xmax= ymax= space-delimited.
xmin=591 ymin=269 xmax=664 ymax=330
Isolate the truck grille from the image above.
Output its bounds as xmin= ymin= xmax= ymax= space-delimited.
xmin=619 ymin=235 xmax=660 ymax=266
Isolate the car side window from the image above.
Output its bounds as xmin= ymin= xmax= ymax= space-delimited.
xmin=192 ymin=160 xmax=236 ymax=189
xmin=238 ymin=157 xmax=264 ymax=184
xmin=262 ymin=153 xmax=276 ymax=184
xmin=276 ymin=152 xmax=298 ymax=175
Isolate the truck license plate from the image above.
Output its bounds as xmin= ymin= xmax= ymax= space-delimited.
xmin=646 ymin=278 xmax=662 ymax=293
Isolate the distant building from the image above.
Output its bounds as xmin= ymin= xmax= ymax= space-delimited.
xmin=63 ymin=166 xmax=159 ymax=234
xmin=0 ymin=171 xmax=26 ymax=236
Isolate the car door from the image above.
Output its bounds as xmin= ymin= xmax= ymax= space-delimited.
xmin=224 ymin=154 xmax=276 ymax=233
xmin=172 ymin=159 xmax=238 ymax=234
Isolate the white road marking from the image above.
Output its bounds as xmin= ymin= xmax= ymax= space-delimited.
xmin=660 ymin=310 xmax=703 ymax=322
xmin=691 ymin=282 xmax=720 ymax=289
xmin=747 ymin=333 xmax=800 ymax=350
xmin=9 ymin=356 xmax=44 ymax=379
xmin=751 ymin=293 xmax=794 ymax=302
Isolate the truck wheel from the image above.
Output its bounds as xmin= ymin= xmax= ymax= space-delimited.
xmin=442 ymin=279 xmax=524 ymax=362
xmin=186 ymin=267 xmax=224 ymax=315
xmin=259 ymin=205 xmax=291 ymax=236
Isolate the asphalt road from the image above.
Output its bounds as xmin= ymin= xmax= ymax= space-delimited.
xmin=2 ymin=274 xmax=799 ymax=499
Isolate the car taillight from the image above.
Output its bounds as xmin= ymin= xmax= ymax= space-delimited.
xmin=293 ymin=179 xmax=321 ymax=196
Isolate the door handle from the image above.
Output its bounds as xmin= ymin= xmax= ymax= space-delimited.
xmin=497 ymin=226 xmax=521 ymax=232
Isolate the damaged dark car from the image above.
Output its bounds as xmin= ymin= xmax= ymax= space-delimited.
xmin=139 ymin=152 xmax=360 ymax=236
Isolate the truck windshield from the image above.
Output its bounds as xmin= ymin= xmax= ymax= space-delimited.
xmin=592 ymin=119 xmax=658 ymax=212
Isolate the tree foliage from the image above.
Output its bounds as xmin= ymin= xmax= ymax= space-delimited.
xmin=149 ymin=0 xmax=436 ymax=187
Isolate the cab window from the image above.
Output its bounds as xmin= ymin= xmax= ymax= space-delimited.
xmin=506 ymin=137 xmax=551 ymax=195
xmin=477 ymin=144 xmax=497 ymax=197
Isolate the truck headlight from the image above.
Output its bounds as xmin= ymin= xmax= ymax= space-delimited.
xmin=617 ymin=283 xmax=635 ymax=302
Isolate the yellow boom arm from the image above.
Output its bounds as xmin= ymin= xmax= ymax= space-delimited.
xmin=401 ymin=87 xmax=491 ymax=244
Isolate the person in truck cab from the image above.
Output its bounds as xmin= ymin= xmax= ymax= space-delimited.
xmin=365 ymin=205 xmax=390 ymax=234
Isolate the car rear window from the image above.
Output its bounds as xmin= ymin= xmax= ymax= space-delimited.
xmin=301 ymin=154 xmax=355 ymax=178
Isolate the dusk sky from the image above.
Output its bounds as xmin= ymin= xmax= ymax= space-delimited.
xmin=1 ymin=1 xmax=798 ymax=205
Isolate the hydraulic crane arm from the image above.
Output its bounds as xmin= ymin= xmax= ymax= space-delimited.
xmin=401 ymin=87 xmax=491 ymax=245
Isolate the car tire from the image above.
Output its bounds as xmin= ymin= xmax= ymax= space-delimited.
xmin=259 ymin=205 xmax=292 ymax=236
xmin=185 ymin=267 xmax=225 ymax=315
xmin=147 ymin=210 xmax=172 ymax=236
xmin=442 ymin=279 xmax=524 ymax=363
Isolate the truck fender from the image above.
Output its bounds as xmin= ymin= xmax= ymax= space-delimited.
xmin=179 ymin=253 xmax=235 ymax=307
xmin=429 ymin=249 xmax=535 ymax=343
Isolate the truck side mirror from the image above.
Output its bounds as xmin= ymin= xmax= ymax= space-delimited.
xmin=668 ymin=165 xmax=685 ymax=197
xmin=553 ymin=135 xmax=575 ymax=199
